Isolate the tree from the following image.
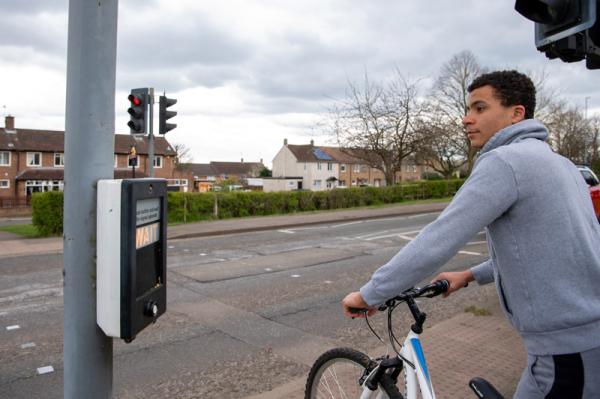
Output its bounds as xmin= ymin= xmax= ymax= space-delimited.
xmin=172 ymin=142 xmax=192 ymax=171
xmin=329 ymin=70 xmax=425 ymax=185
xmin=415 ymin=103 xmax=467 ymax=179
xmin=544 ymin=103 xmax=591 ymax=164
xmin=259 ymin=166 xmax=272 ymax=177
xmin=430 ymin=50 xmax=486 ymax=173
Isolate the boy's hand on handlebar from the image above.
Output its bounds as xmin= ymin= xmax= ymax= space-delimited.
xmin=431 ymin=270 xmax=474 ymax=298
xmin=342 ymin=292 xmax=377 ymax=318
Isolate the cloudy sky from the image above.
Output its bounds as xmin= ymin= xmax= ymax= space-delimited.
xmin=1 ymin=0 xmax=599 ymax=167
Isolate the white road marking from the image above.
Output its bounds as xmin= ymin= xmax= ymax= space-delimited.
xmin=183 ymin=249 xmax=190 ymax=252
xmin=466 ymin=241 xmax=487 ymax=245
xmin=278 ymin=230 xmax=295 ymax=234
xmin=37 ymin=366 xmax=54 ymax=375
xmin=168 ymin=246 xmax=175 ymax=249
xmin=200 ymin=253 xmax=207 ymax=256
xmin=330 ymin=221 xmax=364 ymax=228
xmin=6 ymin=325 xmax=20 ymax=331
xmin=21 ymin=342 xmax=36 ymax=349
xmin=264 ymin=268 xmax=273 ymax=272
xmin=363 ymin=230 xmax=422 ymax=241
xmin=458 ymin=250 xmax=482 ymax=256
xmin=324 ymin=280 xmax=332 ymax=284
xmin=291 ymin=274 xmax=301 ymax=278
xmin=397 ymin=235 xmax=416 ymax=241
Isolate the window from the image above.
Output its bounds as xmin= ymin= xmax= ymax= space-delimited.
xmin=114 ymin=155 xmax=118 ymax=168
xmin=167 ymin=179 xmax=188 ymax=186
xmin=25 ymin=180 xmax=63 ymax=195
xmin=340 ymin=164 xmax=346 ymax=172
xmin=54 ymin=153 xmax=64 ymax=167
xmin=353 ymin=164 xmax=360 ymax=172
xmin=27 ymin=152 xmax=42 ymax=167
xmin=0 ymin=180 xmax=9 ymax=189
xmin=0 ymin=151 xmax=10 ymax=166
xmin=153 ymin=156 xmax=163 ymax=168
xmin=339 ymin=180 xmax=346 ymax=187
xmin=327 ymin=162 xmax=333 ymax=171
xmin=128 ymin=156 xmax=140 ymax=167
xmin=313 ymin=179 xmax=322 ymax=188
xmin=317 ymin=162 xmax=322 ymax=170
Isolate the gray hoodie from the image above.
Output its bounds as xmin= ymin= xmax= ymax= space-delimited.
xmin=360 ymin=119 xmax=600 ymax=355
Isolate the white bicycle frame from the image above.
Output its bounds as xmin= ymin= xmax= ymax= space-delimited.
xmin=360 ymin=330 xmax=435 ymax=399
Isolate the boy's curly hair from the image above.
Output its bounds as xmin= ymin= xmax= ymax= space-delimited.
xmin=468 ymin=70 xmax=536 ymax=119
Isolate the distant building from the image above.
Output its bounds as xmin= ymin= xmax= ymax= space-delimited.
xmin=182 ymin=159 xmax=265 ymax=192
xmin=265 ymin=139 xmax=426 ymax=192
xmin=0 ymin=115 xmax=188 ymax=207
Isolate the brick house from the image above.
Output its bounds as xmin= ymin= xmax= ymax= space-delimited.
xmin=182 ymin=160 xmax=265 ymax=192
xmin=0 ymin=116 xmax=187 ymax=206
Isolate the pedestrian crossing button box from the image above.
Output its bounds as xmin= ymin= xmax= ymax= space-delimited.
xmin=97 ymin=178 xmax=167 ymax=342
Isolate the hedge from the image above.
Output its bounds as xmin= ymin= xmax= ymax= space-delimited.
xmin=168 ymin=179 xmax=464 ymax=224
xmin=31 ymin=191 xmax=63 ymax=236
xmin=30 ymin=179 xmax=464 ymax=234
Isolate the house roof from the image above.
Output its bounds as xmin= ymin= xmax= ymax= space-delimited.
xmin=15 ymin=168 xmax=148 ymax=180
xmin=210 ymin=161 xmax=264 ymax=176
xmin=185 ymin=163 xmax=216 ymax=177
xmin=0 ymin=128 xmax=176 ymax=156
xmin=286 ymin=144 xmax=365 ymax=164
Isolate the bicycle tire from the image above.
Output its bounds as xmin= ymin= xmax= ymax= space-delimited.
xmin=305 ymin=347 xmax=403 ymax=399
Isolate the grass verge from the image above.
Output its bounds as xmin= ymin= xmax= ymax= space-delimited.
xmin=0 ymin=224 xmax=44 ymax=238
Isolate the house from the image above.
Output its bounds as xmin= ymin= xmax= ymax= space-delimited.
xmin=265 ymin=139 xmax=427 ymax=192
xmin=0 ymin=116 xmax=188 ymax=207
xmin=181 ymin=160 xmax=265 ymax=192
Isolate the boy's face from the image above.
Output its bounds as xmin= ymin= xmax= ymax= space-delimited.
xmin=462 ymin=85 xmax=525 ymax=149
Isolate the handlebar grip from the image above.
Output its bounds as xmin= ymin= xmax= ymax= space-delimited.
xmin=347 ymin=307 xmax=367 ymax=314
xmin=424 ymin=279 xmax=449 ymax=297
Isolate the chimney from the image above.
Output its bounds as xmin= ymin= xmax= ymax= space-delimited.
xmin=260 ymin=158 xmax=263 ymax=164
xmin=241 ymin=158 xmax=244 ymax=163
xmin=5 ymin=115 xmax=15 ymax=130
xmin=284 ymin=138 xmax=288 ymax=145
xmin=310 ymin=139 xmax=314 ymax=146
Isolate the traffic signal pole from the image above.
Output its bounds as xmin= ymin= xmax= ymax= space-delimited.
xmin=63 ymin=0 xmax=118 ymax=397
xmin=148 ymin=88 xmax=155 ymax=177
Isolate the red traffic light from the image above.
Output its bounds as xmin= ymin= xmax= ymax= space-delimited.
xmin=128 ymin=94 xmax=142 ymax=106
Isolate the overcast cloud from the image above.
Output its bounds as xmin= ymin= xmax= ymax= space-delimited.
xmin=1 ymin=0 xmax=599 ymax=166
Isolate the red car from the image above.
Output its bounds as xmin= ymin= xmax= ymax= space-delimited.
xmin=578 ymin=166 xmax=600 ymax=221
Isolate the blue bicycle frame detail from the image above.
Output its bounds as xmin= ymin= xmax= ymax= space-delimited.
xmin=410 ymin=337 xmax=432 ymax=390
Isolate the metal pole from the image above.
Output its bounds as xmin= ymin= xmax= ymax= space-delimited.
xmin=63 ymin=1 xmax=118 ymax=398
xmin=148 ymin=88 xmax=155 ymax=177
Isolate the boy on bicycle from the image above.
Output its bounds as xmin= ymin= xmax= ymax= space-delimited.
xmin=342 ymin=70 xmax=600 ymax=398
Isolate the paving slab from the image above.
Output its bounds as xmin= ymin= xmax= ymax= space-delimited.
xmin=252 ymin=310 xmax=525 ymax=398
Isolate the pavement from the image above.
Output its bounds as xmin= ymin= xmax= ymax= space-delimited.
xmin=0 ymin=201 xmax=526 ymax=397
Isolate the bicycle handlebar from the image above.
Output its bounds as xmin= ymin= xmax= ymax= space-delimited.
xmin=347 ymin=280 xmax=450 ymax=314
xmin=381 ymin=279 xmax=449 ymax=310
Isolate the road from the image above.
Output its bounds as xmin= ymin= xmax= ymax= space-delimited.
xmin=0 ymin=212 xmax=498 ymax=398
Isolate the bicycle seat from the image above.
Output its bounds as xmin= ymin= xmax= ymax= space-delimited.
xmin=469 ymin=377 xmax=505 ymax=399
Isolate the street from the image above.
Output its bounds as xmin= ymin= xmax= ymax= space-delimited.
xmin=0 ymin=212 xmax=500 ymax=398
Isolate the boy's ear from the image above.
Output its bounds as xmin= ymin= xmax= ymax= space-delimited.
xmin=512 ymin=105 xmax=526 ymax=123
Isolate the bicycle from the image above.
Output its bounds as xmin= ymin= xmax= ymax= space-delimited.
xmin=305 ymin=280 xmax=505 ymax=399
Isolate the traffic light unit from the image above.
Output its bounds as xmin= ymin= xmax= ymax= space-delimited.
xmin=515 ymin=0 xmax=600 ymax=69
xmin=127 ymin=88 xmax=149 ymax=134
xmin=159 ymin=95 xmax=177 ymax=135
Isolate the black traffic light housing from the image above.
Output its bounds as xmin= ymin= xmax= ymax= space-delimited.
xmin=515 ymin=0 xmax=600 ymax=69
xmin=158 ymin=95 xmax=177 ymax=135
xmin=127 ymin=88 xmax=149 ymax=134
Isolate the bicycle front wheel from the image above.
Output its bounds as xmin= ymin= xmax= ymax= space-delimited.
xmin=305 ymin=347 xmax=403 ymax=399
